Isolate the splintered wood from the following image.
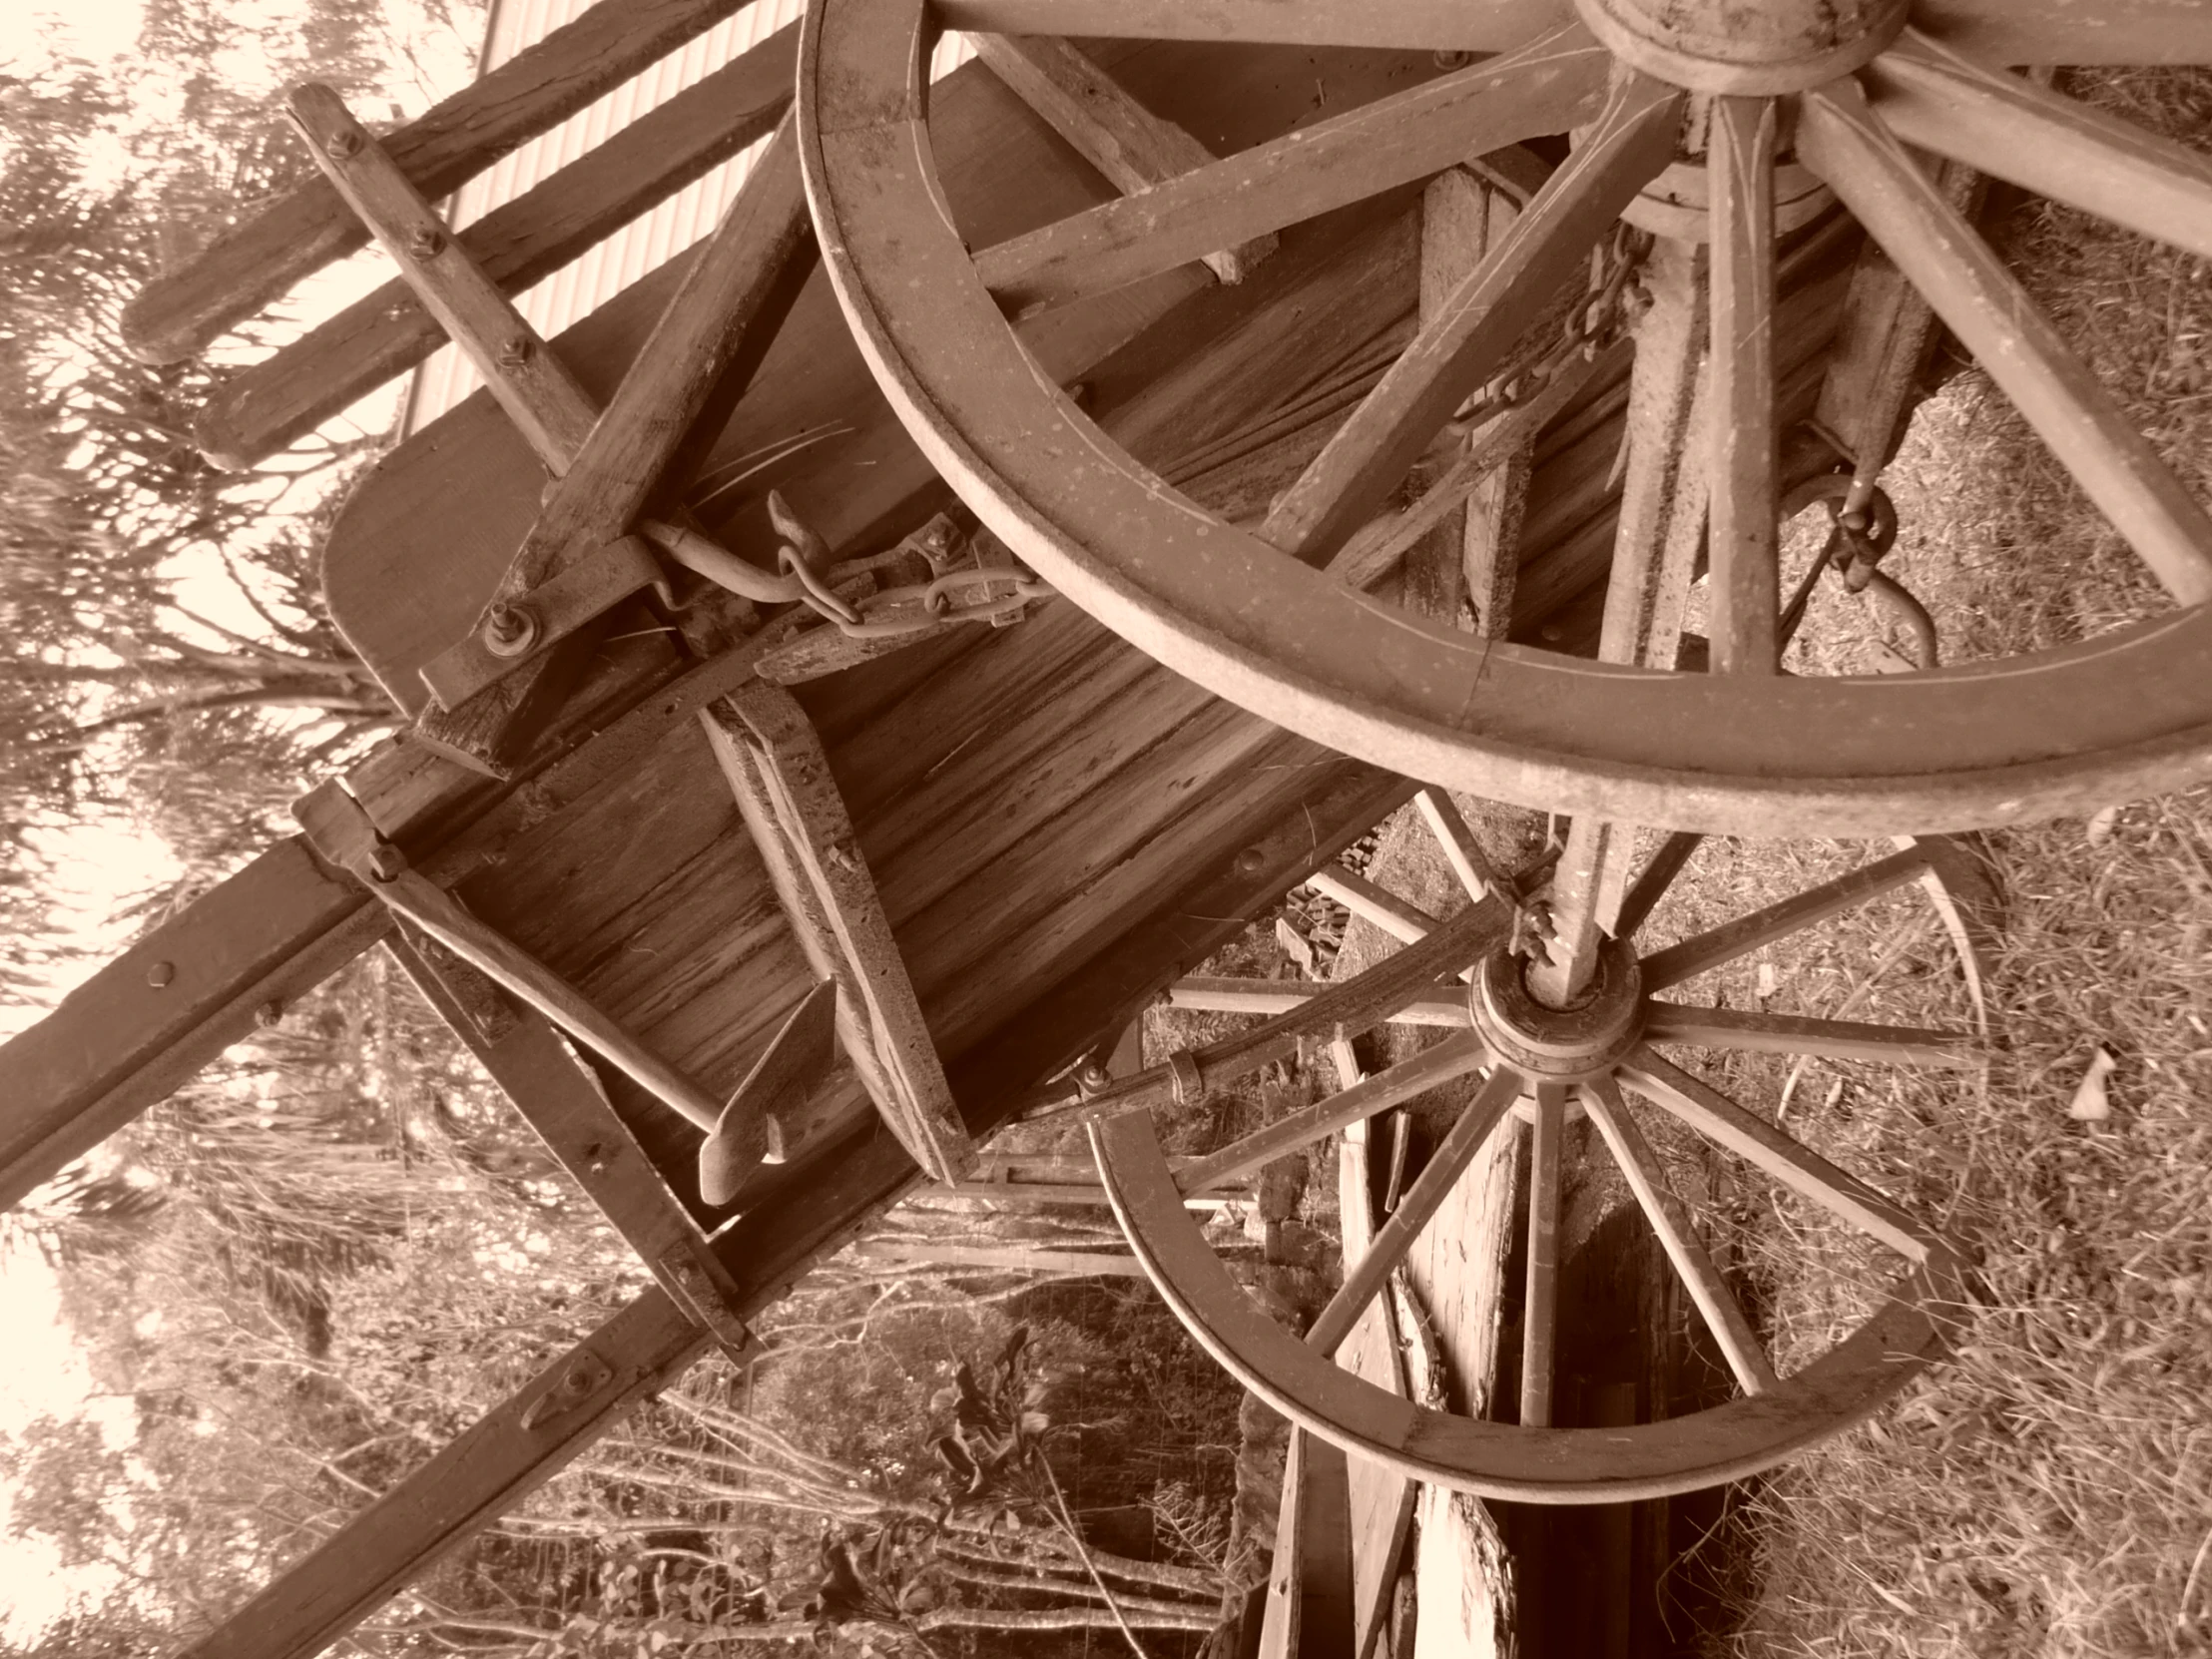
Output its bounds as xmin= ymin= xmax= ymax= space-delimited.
xmin=704 ymin=685 xmax=975 ymax=1184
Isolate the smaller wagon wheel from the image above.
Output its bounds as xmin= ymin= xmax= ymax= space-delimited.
xmin=1085 ymin=813 xmax=1998 ymax=1502
xmin=801 ymin=0 xmax=2212 ymax=837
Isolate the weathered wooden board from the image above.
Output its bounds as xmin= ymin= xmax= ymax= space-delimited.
xmin=1339 ymin=1118 xmax=1416 ymax=1659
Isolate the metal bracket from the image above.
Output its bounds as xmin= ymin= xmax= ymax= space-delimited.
xmin=420 ymin=533 xmax=673 ymax=712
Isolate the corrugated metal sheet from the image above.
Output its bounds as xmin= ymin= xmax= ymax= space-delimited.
xmin=405 ymin=0 xmax=970 ymax=430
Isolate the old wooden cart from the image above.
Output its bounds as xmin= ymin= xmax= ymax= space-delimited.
xmin=7 ymin=0 xmax=2212 ymax=1651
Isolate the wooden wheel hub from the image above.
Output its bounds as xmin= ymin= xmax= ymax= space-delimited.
xmin=1574 ymin=0 xmax=1910 ymax=93
xmin=1472 ymin=938 xmax=1644 ymax=1079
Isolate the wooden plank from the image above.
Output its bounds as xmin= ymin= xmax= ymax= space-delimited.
xmin=1338 ymin=1119 xmax=1415 ymax=1659
xmin=123 ymin=0 xmax=750 ymax=364
xmin=387 ymin=936 xmax=754 ymax=1352
xmin=969 ymin=32 xmax=1276 ymax=285
xmin=0 ymin=836 xmax=386 ymax=1209
xmin=196 ymin=23 xmax=799 ymax=470
xmin=707 ymin=688 xmax=976 ymax=1182
xmin=1258 ymin=1429 xmax=1357 ymax=1659
xmin=848 ymin=1240 xmax=1144 ymax=1275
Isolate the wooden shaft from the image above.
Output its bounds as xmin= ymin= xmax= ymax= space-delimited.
xmin=1707 ymin=95 xmax=1781 ymax=676
xmin=368 ymin=866 xmax=721 ymax=1133
xmin=1638 ymin=845 xmax=1932 ymax=992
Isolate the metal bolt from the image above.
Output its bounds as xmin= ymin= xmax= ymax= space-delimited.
xmin=255 ymin=999 xmax=284 ymax=1029
xmin=324 ymin=128 xmax=362 ymax=160
xmin=1236 ymin=845 xmax=1268 ymax=875
xmin=146 ymin=960 xmax=176 ymax=989
xmin=1432 ymin=49 xmax=1473 ymax=68
xmin=582 ymin=1141 xmax=609 ymax=1176
xmin=495 ymin=335 xmax=532 ymax=369
xmin=366 ymin=842 xmax=407 ymax=882
xmin=482 ymin=601 xmax=539 ymax=658
xmin=562 ymin=1367 xmax=593 ymax=1395
xmin=406 ymin=226 xmax=445 ymax=260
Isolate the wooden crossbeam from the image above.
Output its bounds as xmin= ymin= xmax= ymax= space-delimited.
xmin=388 ymin=935 xmax=756 ymax=1355
xmin=970 ymin=33 xmax=1277 ymax=290
xmin=703 ymin=687 xmax=976 ymax=1185
xmin=285 ymin=83 xmax=814 ymax=778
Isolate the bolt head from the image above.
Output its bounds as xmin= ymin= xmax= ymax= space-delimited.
xmin=366 ymin=843 xmax=406 ymax=882
xmin=495 ymin=336 xmax=532 ymax=368
xmin=482 ymin=601 xmax=539 ymax=658
xmin=1236 ymin=846 xmax=1268 ymax=874
xmin=146 ymin=960 xmax=176 ymax=989
xmin=255 ymin=999 xmax=284 ymax=1029
xmin=406 ymin=226 xmax=445 ymax=260
xmin=324 ymin=129 xmax=362 ymax=160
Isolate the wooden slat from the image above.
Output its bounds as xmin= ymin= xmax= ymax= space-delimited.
xmin=707 ymin=687 xmax=976 ymax=1182
xmin=1257 ymin=1429 xmax=1357 ymax=1659
xmin=970 ymin=32 xmax=1277 ymax=285
xmin=1260 ymin=71 xmax=1684 ymax=561
xmin=123 ymin=0 xmax=750 ymax=364
xmin=196 ymin=24 xmax=799 ymax=470
xmin=972 ymin=29 xmax=1611 ymax=315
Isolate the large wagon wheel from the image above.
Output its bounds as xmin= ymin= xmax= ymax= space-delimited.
xmin=1087 ymin=811 xmax=1998 ymax=1501
xmin=800 ymin=0 xmax=2212 ymax=838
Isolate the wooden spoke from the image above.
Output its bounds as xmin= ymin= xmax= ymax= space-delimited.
xmin=1637 ymin=844 xmax=1932 ymax=992
xmin=1618 ymin=1045 xmax=1939 ymax=1263
xmin=1306 ymin=1065 xmax=1525 ymax=1356
xmin=1167 ymin=977 xmax=1470 ymax=1028
xmin=1077 ymin=899 xmax=1509 ymax=1123
xmin=936 ymin=0 xmax=1571 ymax=51
xmin=1614 ymin=830 xmax=1703 ymax=940
xmin=1171 ymin=1030 xmax=1490 ymax=1194
xmin=1307 ymin=865 xmax=1439 ymax=946
xmin=1519 ymin=1081 xmax=1567 ymax=1427
xmin=1909 ymin=0 xmax=2212 ymax=69
xmin=1413 ymin=790 xmax=1511 ymax=907
xmin=1706 ymin=95 xmax=1780 ymax=676
xmin=1869 ymin=30 xmax=2212 ymax=266
xmin=1799 ymin=75 xmax=2212 ymax=608
xmin=1260 ymin=71 xmax=1686 ymax=562
xmin=1642 ymin=1003 xmax=1980 ymax=1069
xmin=973 ymin=28 xmax=1611 ymax=316
xmin=1582 ymin=1078 xmax=1778 ymax=1395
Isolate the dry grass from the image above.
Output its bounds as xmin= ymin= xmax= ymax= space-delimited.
xmin=1699 ymin=63 xmax=2212 ymax=1659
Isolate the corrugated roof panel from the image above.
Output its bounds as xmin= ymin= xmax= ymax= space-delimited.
xmin=404 ymin=0 xmax=972 ymax=432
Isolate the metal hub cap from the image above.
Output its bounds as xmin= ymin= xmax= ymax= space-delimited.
xmin=1574 ymin=0 xmax=1912 ymax=92
xmin=1472 ymin=938 xmax=1646 ymax=1079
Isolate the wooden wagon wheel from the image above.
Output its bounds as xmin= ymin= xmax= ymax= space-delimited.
xmin=800 ymin=0 xmax=2212 ymax=838
xmin=1087 ymin=808 xmax=1998 ymax=1502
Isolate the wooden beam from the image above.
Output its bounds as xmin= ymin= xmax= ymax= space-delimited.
xmin=705 ymin=687 xmax=976 ymax=1184
xmin=0 ymin=837 xmax=385 ymax=1209
xmin=970 ymin=32 xmax=1276 ymax=286
xmin=122 ymin=0 xmax=751 ymax=364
